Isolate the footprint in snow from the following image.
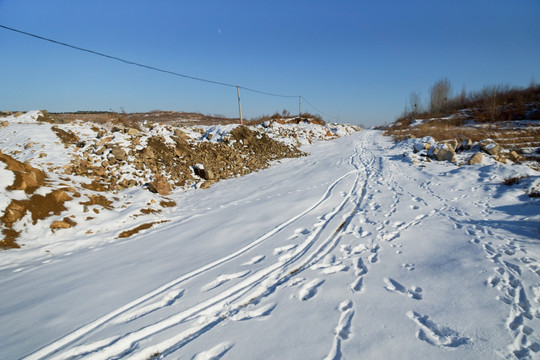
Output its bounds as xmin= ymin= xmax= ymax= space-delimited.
xmin=191 ymin=342 xmax=234 ymax=360
xmin=273 ymin=244 xmax=297 ymax=256
xmin=298 ymin=278 xmax=325 ymax=301
xmin=325 ymin=300 xmax=355 ymax=360
xmin=288 ymin=228 xmax=311 ymax=240
xmin=320 ymin=264 xmax=349 ymax=275
xmin=407 ymin=311 xmax=469 ymax=348
xmin=113 ymin=288 xmax=184 ymax=324
xmin=350 ymin=277 xmax=364 ymax=293
xmin=383 ymin=277 xmax=422 ymax=300
xmin=231 ymin=302 xmax=277 ymax=321
xmin=402 ymin=263 xmax=415 ymax=271
xmin=243 ymin=255 xmax=265 ymax=266
xmin=201 ymin=271 xmax=250 ymax=292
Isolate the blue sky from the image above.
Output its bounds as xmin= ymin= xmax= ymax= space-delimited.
xmin=1 ymin=0 xmax=539 ymax=126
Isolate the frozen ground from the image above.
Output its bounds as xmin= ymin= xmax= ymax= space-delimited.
xmin=1 ymin=130 xmax=540 ymax=359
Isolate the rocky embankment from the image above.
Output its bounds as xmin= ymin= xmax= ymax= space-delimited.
xmin=0 ymin=111 xmax=361 ymax=249
xmin=408 ymin=136 xmax=524 ymax=165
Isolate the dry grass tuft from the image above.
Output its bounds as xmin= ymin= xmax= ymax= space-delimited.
xmin=503 ymin=175 xmax=529 ymax=186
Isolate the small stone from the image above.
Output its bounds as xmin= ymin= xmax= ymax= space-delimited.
xmin=50 ymin=220 xmax=71 ymax=229
xmin=96 ymin=136 xmax=113 ymax=147
xmin=51 ymin=190 xmax=71 ymax=203
xmin=127 ymin=128 xmax=139 ymax=136
xmin=111 ymin=147 xmax=127 ymax=161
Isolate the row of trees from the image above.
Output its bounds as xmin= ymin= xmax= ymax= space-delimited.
xmin=403 ymin=78 xmax=454 ymax=117
xmin=402 ymin=78 xmax=540 ymax=122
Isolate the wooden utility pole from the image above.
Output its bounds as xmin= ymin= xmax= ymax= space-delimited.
xmin=299 ymin=96 xmax=301 ymax=121
xmin=237 ymin=86 xmax=243 ymax=125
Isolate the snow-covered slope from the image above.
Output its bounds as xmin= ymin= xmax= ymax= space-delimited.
xmin=1 ymin=129 xmax=539 ymax=359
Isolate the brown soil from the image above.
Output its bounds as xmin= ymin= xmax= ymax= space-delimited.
xmin=140 ymin=208 xmax=162 ymax=215
xmin=52 ymin=126 xmax=80 ymax=147
xmin=160 ymin=200 xmax=177 ymax=207
xmin=0 ymin=151 xmax=46 ymax=194
xmin=1 ymin=189 xmax=72 ymax=249
xmin=117 ymin=220 xmax=168 ymax=239
xmin=80 ymin=194 xmax=114 ymax=210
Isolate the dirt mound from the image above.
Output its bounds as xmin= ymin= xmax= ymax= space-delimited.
xmin=62 ymin=125 xmax=304 ymax=192
xmin=0 ymin=112 xmax=359 ymax=249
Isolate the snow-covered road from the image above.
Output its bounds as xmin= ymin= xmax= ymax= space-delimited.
xmin=1 ymin=130 xmax=539 ymax=359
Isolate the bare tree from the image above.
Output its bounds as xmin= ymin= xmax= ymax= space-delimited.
xmin=429 ymin=78 xmax=452 ymax=114
xmin=409 ymin=91 xmax=423 ymax=116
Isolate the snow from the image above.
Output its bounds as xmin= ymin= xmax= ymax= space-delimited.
xmin=1 ymin=126 xmax=540 ymax=359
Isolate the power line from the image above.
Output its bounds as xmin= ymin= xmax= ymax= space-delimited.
xmin=301 ymin=96 xmax=337 ymax=119
xmin=0 ymin=24 xmax=334 ymax=116
xmin=0 ymin=24 xmax=238 ymax=89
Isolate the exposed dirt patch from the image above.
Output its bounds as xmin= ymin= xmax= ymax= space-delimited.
xmin=52 ymin=126 xmax=80 ymax=147
xmin=1 ymin=189 xmax=72 ymax=249
xmin=81 ymin=180 xmax=110 ymax=192
xmin=160 ymin=200 xmax=176 ymax=208
xmin=80 ymin=194 xmax=113 ymax=210
xmin=36 ymin=110 xmax=58 ymax=124
xmin=117 ymin=220 xmax=169 ymax=239
xmin=1 ymin=229 xmax=21 ymax=249
xmin=50 ymin=217 xmax=78 ymax=231
xmin=140 ymin=208 xmax=162 ymax=215
xmin=0 ymin=151 xmax=46 ymax=194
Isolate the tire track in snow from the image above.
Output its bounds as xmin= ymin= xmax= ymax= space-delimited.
xmin=25 ymin=135 xmax=373 ymax=360
xmin=59 ymin=142 xmax=370 ymax=359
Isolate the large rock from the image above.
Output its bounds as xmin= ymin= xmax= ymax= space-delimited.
xmin=194 ymin=163 xmax=214 ymax=180
xmin=443 ymin=139 xmax=459 ymax=152
xmin=509 ymin=151 xmax=522 ymax=162
xmin=174 ymin=128 xmax=189 ymax=140
xmin=459 ymin=138 xmax=473 ymax=151
xmin=148 ymin=174 xmax=171 ymax=195
xmin=468 ymin=152 xmax=484 ymax=165
xmin=436 ymin=148 xmax=456 ymax=162
xmin=413 ymin=142 xmax=427 ymax=153
xmin=480 ymin=141 xmax=503 ymax=156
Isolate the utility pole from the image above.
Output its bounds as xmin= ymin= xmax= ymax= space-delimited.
xmin=299 ymin=96 xmax=301 ymax=121
xmin=237 ymin=86 xmax=243 ymax=126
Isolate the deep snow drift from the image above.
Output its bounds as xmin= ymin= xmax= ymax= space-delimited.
xmin=1 ymin=129 xmax=539 ymax=359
